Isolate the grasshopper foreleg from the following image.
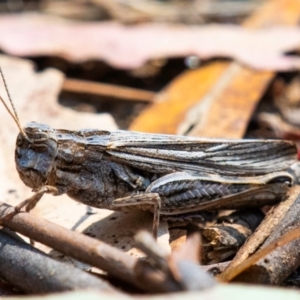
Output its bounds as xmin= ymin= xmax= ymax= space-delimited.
xmin=2 ymin=186 xmax=59 ymax=221
xmin=112 ymin=193 xmax=161 ymax=239
xmin=17 ymin=186 xmax=59 ymax=212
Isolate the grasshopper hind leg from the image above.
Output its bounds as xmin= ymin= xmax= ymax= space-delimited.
xmin=112 ymin=193 xmax=161 ymax=239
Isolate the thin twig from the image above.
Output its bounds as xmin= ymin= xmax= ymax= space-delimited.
xmin=62 ymin=78 xmax=155 ymax=102
xmin=135 ymin=231 xmax=170 ymax=271
xmin=0 ymin=228 xmax=117 ymax=294
xmin=218 ymin=225 xmax=300 ymax=282
xmin=0 ymin=202 xmax=136 ymax=283
xmin=134 ymin=231 xmax=216 ymax=292
xmin=0 ymin=201 xmax=182 ymax=293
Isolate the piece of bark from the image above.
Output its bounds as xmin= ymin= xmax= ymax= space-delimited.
xmin=0 ymin=228 xmax=117 ymax=294
xmin=202 ymin=209 xmax=264 ymax=263
xmin=223 ymin=185 xmax=300 ymax=276
xmin=232 ymin=186 xmax=300 ymax=284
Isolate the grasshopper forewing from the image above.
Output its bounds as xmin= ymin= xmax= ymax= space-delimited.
xmin=0 ymin=67 xmax=298 ymax=238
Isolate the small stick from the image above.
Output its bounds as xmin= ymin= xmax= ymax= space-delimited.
xmin=0 ymin=228 xmax=117 ymax=294
xmin=0 ymin=201 xmax=136 ymax=284
xmin=0 ymin=201 xmax=183 ymax=293
xmin=62 ymin=78 xmax=156 ymax=102
xmin=135 ymin=231 xmax=169 ymax=271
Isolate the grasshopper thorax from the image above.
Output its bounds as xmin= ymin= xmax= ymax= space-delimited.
xmin=15 ymin=122 xmax=58 ymax=189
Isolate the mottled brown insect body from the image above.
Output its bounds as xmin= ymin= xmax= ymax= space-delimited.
xmin=14 ymin=120 xmax=297 ymax=239
xmin=0 ymin=62 xmax=296 ymax=238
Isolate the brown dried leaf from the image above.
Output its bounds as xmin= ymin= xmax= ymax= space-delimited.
xmin=0 ymin=14 xmax=300 ymax=71
xmin=130 ymin=0 xmax=300 ymax=136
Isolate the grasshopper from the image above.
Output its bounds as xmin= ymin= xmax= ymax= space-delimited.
xmin=0 ymin=68 xmax=298 ymax=238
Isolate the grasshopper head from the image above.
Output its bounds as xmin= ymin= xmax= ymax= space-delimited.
xmin=15 ymin=122 xmax=58 ymax=189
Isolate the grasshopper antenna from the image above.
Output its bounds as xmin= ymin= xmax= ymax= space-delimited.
xmin=0 ymin=66 xmax=28 ymax=139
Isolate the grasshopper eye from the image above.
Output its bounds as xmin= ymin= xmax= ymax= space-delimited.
xmin=33 ymin=144 xmax=48 ymax=152
xmin=17 ymin=135 xmax=24 ymax=146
